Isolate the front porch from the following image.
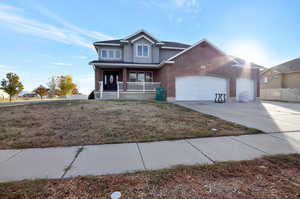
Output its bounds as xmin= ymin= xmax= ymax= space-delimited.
xmin=94 ymin=67 xmax=161 ymax=100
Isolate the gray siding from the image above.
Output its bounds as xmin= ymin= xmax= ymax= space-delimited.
xmin=159 ymin=49 xmax=182 ymax=62
xmin=152 ymin=46 xmax=160 ymax=63
xmin=132 ymin=38 xmax=153 ymax=64
xmin=96 ymin=35 xmax=184 ymax=64
xmin=123 ymin=44 xmax=133 ymax=62
xmin=97 ymin=46 xmax=123 ymax=61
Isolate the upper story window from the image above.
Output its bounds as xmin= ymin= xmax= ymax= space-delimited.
xmin=100 ymin=49 xmax=121 ymax=60
xmin=115 ymin=50 xmax=121 ymax=59
xmin=136 ymin=44 xmax=150 ymax=57
xmin=264 ymin=77 xmax=268 ymax=83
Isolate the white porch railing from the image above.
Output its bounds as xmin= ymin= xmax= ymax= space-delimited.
xmin=95 ymin=81 xmax=160 ymax=100
xmin=126 ymin=82 xmax=161 ymax=92
xmin=94 ymin=81 xmax=104 ymax=99
xmin=118 ymin=81 xmax=124 ymax=92
xmin=117 ymin=81 xmax=123 ymax=99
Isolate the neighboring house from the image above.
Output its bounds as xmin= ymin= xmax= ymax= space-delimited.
xmin=89 ymin=30 xmax=260 ymax=101
xmin=22 ymin=93 xmax=38 ymax=98
xmin=261 ymin=58 xmax=300 ymax=89
xmin=0 ymin=90 xmax=9 ymax=100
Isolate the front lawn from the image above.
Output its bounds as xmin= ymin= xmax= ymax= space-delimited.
xmin=1 ymin=154 xmax=299 ymax=199
xmin=0 ymin=100 xmax=262 ymax=149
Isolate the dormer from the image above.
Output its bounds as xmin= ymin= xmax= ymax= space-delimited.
xmin=121 ymin=30 xmax=164 ymax=64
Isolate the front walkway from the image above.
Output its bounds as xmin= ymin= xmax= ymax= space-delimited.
xmin=1 ymin=132 xmax=300 ymax=183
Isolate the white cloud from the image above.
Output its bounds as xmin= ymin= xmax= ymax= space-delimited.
xmin=32 ymin=3 xmax=114 ymax=41
xmin=0 ymin=4 xmax=20 ymax=11
xmin=0 ymin=64 xmax=15 ymax=76
xmin=173 ymin=0 xmax=200 ymax=14
xmin=51 ymin=62 xmax=72 ymax=66
xmin=173 ymin=0 xmax=199 ymax=7
xmin=141 ymin=0 xmax=200 ymax=13
xmin=0 ymin=3 xmax=114 ymax=49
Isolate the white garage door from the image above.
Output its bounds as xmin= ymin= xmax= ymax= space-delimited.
xmin=236 ymin=78 xmax=254 ymax=102
xmin=176 ymin=76 xmax=227 ymax=101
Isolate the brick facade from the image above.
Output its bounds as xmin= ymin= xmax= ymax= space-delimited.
xmin=93 ymin=41 xmax=260 ymax=100
xmin=158 ymin=41 xmax=260 ymax=99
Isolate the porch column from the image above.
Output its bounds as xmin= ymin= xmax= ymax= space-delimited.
xmin=123 ymin=67 xmax=127 ymax=91
xmin=95 ymin=67 xmax=103 ymax=91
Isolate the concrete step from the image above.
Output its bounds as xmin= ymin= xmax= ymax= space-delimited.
xmin=100 ymin=92 xmax=118 ymax=100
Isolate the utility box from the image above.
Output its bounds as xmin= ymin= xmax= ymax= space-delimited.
xmin=155 ymin=88 xmax=166 ymax=101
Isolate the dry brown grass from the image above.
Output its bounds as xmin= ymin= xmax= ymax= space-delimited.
xmin=1 ymin=154 xmax=300 ymax=199
xmin=0 ymin=100 xmax=262 ymax=149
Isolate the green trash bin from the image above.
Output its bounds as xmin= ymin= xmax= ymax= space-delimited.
xmin=156 ymin=88 xmax=166 ymax=101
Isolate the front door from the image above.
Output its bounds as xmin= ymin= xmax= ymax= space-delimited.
xmin=103 ymin=72 xmax=118 ymax=91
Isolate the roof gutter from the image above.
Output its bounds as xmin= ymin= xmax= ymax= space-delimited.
xmin=89 ymin=60 xmax=175 ymax=68
xmin=94 ymin=43 xmax=121 ymax=46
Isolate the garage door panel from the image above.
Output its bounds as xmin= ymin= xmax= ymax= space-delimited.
xmin=236 ymin=78 xmax=254 ymax=102
xmin=176 ymin=76 xmax=227 ymax=101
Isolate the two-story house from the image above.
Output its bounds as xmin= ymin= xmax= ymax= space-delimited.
xmin=89 ymin=30 xmax=260 ymax=102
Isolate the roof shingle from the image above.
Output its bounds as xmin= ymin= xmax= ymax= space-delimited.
xmin=93 ymin=39 xmax=190 ymax=48
xmin=271 ymin=58 xmax=300 ymax=73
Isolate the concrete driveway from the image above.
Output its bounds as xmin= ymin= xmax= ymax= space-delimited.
xmin=176 ymin=101 xmax=300 ymax=133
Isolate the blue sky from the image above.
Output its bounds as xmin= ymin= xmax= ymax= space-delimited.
xmin=0 ymin=0 xmax=299 ymax=94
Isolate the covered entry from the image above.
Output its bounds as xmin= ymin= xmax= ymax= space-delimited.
xmin=175 ymin=76 xmax=227 ymax=101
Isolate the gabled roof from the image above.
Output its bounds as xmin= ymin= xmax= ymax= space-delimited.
xmin=167 ymin=39 xmax=262 ymax=70
xmin=167 ymin=39 xmax=228 ymax=61
xmin=122 ymin=29 xmax=161 ymax=43
xmin=93 ymin=29 xmax=191 ymax=48
xmin=161 ymin=41 xmax=190 ymax=49
xmin=94 ymin=39 xmax=190 ymax=49
xmin=262 ymin=58 xmax=300 ymax=74
xmin=230 ymin=56 xmax=265 ymax=70
xmin=94 ymin=39 xmax=120 ymax=45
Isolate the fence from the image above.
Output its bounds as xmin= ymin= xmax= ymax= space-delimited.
xmin=66 ymin=94 xmax=88 ymax=100
xmin=260 ymin=88 xmax=300 ymax=102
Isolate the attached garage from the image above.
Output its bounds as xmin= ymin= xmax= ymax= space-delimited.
xmin=175 ymin=76 xmax=227 ymax=101
xmin=236 ymin=78 xmax=255 ymax=102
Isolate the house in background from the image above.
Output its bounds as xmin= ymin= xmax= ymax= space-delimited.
xmin=261 ymin=58 xmax=300 ymax=89
xmin=89 ymin=30 xmax=260 ymax=102
xmin=0 ymin=90 xmax=9 ymax=100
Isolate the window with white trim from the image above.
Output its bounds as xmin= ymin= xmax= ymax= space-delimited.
xmin=115 ymin=50 xmax=121 ymax=59
xmin=128 ymin=71 xmax=153 ymax=82
xmin=101 ymin=50 xmax=107 ymax=58
xmin=136 ymin=44 xmax=150 ymax=57
xmin=108 ymin=50 xmax=114 ymax=58
xmin=100 ymin=49 xmax=121 ymax=60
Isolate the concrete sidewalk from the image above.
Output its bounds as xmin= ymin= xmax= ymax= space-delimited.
xmin=0 ymin=132 xmax=300 ymax=183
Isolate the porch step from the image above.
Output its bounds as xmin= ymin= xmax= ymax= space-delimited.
xmin=100 ymin=92 xmax=118 ymax=100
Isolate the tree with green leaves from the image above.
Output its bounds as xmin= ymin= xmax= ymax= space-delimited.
xmin=57 ymin=75 xmax=77 ymax=96
xmin=0 ymin=73 xmax=24 ymax=101
xmin=34 ymin=85 xmax=48 ymax=100
xmin=72 ymin=88 xmax=80 ymax=95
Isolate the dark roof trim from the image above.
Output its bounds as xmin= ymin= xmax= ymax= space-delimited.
xmin=94 ymin=39 xmax=190 ymax=49
xmin=89 ymin=60 xmax=174 ymax=68
xmin=167 ymin=39 xmax=228 ymax=61
xmin=122 ymin=29 xmax=161 ymax=43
